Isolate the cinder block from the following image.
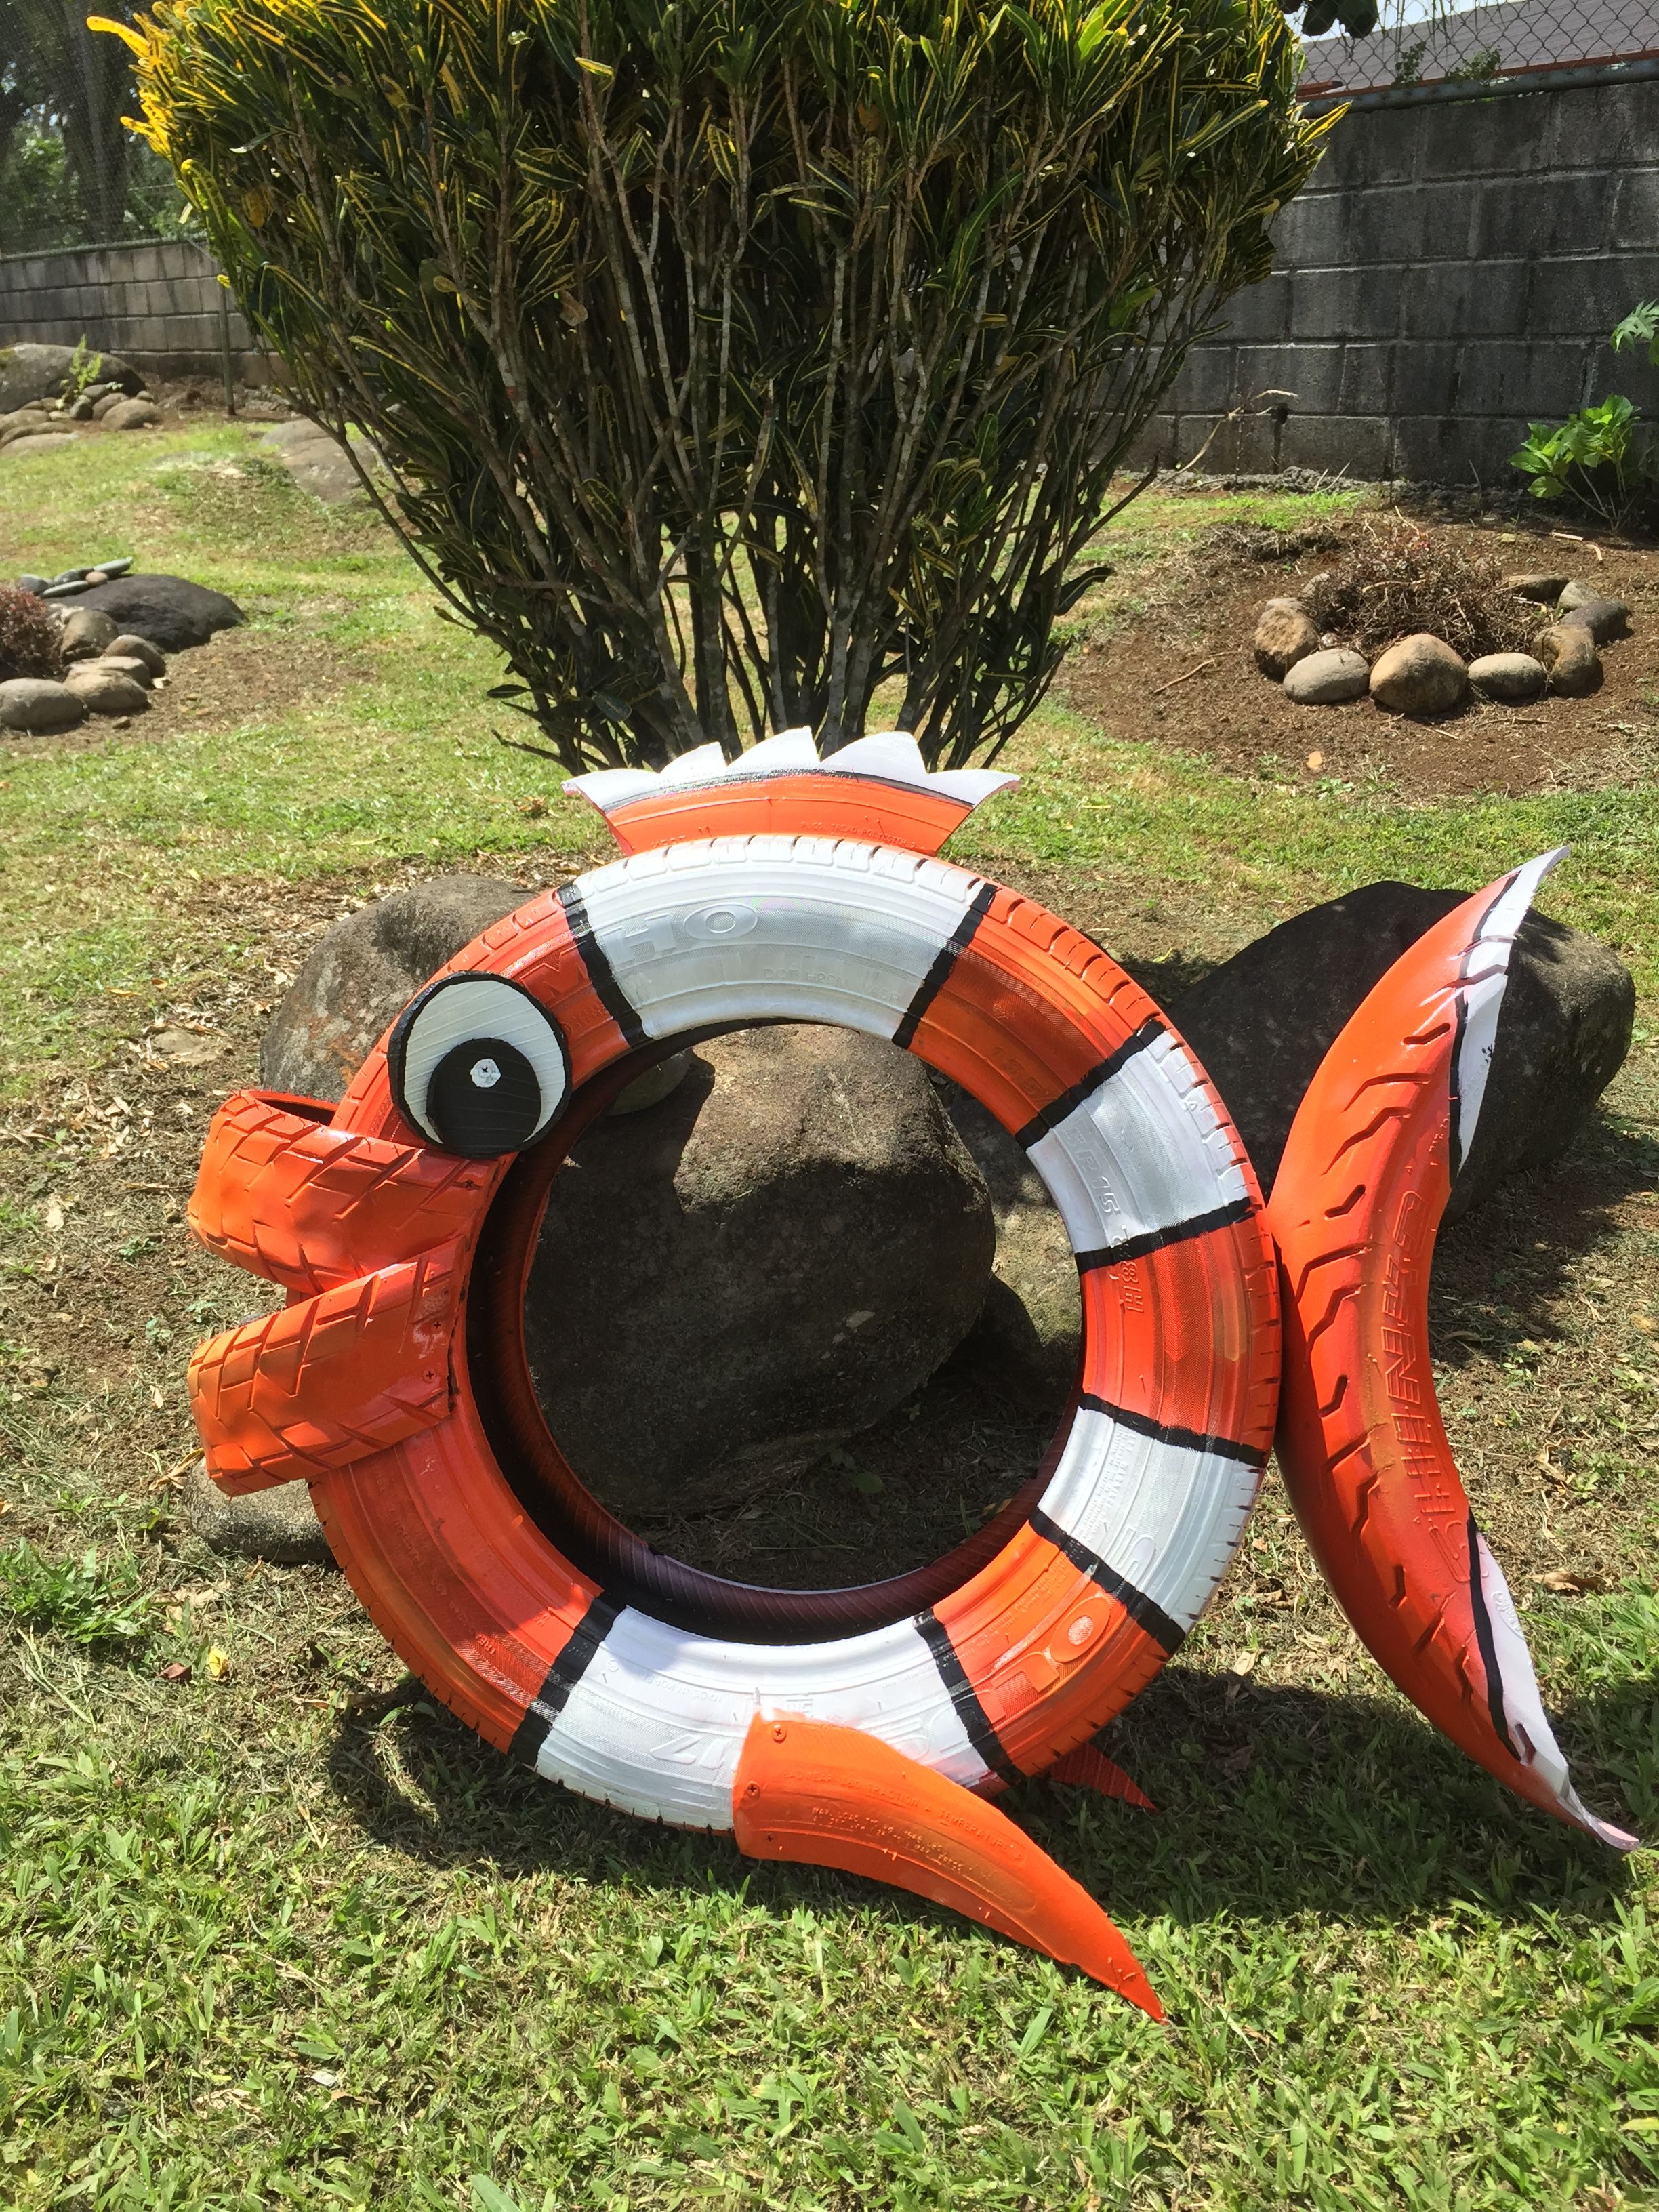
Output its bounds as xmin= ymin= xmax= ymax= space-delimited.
xmin=1275 ymin=412 xmax=1391 ymax=480
xmin=1315 ymin=102 xmax=1425 ymax=192
xmin=1416 ymin=91 xmax=1552 ymax=182
xmin=1340 ymin=343 xmax=1392 ymax=415
xmin=1413 ymin=179 xmax=1480 ymax=262
xmin=1549 ymin=81 xmax=1659 ymax=175
xmin=1391 ymin=411 xmax=1528 ymax=485
xmin=1399 ymin=258 xmax=1530 ymax=341
xmin=1457 ymin=337 xmax=1591 ymax=418
xmin=1612 ymin=167 xmax=1659 ymax=252
xmin=1169 ymin=412 xmax=1237 ymax=471
xmin=1387 ymin=339 xmax=1460 ymax=419
xmin=1240 ymin=341 xmax=1341 ymax=413
xmin=1490 ymin=171 xmax=1616 ymax=261
xmin=1290 ymin=265 xmax=1402 ymax=340
xmin=1528 ymin=252 xmax=1659 ymax=342
xmin=1271 ymin=191 xmax=1355 ymax=268
xmin=1169 ymin=344 xmax=1239 ymax=413
xmin=1222 ymin=271 xmax=1291 ymax=344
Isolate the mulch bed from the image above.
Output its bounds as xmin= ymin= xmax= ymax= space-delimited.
xmin=1061 ymin=512 xmax=1659 ymax=800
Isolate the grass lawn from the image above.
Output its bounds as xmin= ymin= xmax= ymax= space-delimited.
xmin=0 ymin=426 xmax=1655 ymax=2211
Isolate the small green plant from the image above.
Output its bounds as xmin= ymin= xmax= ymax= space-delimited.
xmin=1511 ymin=303 xmax=1659 ymax=532
xmin=1445 ymin=44 xmax=1502 ymax=82
xmin=0 ymin=1540 xmax=153 ymax=1652
xmin=65 ymin=337 xmax=104 ymax=399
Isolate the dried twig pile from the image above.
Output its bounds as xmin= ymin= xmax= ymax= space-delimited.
xmin=1301 ymin=522 xmax=1540 ymax=659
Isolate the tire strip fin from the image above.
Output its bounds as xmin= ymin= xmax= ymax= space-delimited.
xmin=557 ymin=883 xmax=647 ymax=1050
xmin=1076 ymin=1195 xmax=1255 ymax=1274
xmin=509 ymin=1592 xmax=623 ymax=1764
xmin=915 ymin=1608 xmax=1022 ymax=1787
xmin=1465 ymin=1515 xmax=1517 ymax=1757
xmin=1015 ymin=1019 xmax=1165 ymax=1150
xmin=891 ymin=880 xmax=997 ymax=1049
xmin=1077 ymin=1392 xmax=1269 ymax=1472
xmin=1028 ymin=1506 xmax=1186 ymax=1654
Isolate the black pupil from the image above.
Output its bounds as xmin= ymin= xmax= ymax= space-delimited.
xmin=426 ymin=1036 xmax=541 ymax=1155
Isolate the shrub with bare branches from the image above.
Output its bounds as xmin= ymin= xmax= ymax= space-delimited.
xmin=0 ymin=586 xmax=65 ymax=683
xmin=1301 ymin=523 xmax=1542 ymax=659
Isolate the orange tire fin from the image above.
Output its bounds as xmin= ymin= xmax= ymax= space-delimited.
xmin=731 ymin=1715 xmax=1164 ymax=2016
xmin=1048 ymin=1742 xmax=1158 ymax=1812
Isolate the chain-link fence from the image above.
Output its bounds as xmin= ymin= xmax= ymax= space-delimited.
xmin=1300 ymin=0 xmax=1659 ymax=98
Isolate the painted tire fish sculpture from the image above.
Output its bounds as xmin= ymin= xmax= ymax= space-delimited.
xmin=184 ymin=737 xmax=1635 ymax=2019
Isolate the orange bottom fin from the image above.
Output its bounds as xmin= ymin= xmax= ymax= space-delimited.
xmin=731 ymin=1715 xmax=1163 ymax=2018
xmin=1048 ymin=1742 xmax=1158 ymax=1812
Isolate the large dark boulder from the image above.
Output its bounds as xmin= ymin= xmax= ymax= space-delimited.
xmin=70 ymin=573 xmax=243 ymax=653
xmin=1172 ymin=882 xmax=1634 ymax=1219
xmin=262 ymin=874 xmax=526 ymax=1101
xmin=526 ymin=1024 xmax=994 ymax=1515
xmin=0 ymin=343 xmax=140 ymax=413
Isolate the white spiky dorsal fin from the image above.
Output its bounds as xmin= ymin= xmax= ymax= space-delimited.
xmin=562 ymin=726 xmax=1019 ymax=855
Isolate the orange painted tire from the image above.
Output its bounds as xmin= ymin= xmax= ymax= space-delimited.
xmin=188 ymin=740 xmax=1279 ymax=1833
xmin=1269 ymin=851 xmax=1635 ymax=1849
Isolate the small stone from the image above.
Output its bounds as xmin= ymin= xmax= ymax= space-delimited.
xmin=1536 ymin=624 xmax=1601 ymax=695
xmin=3 ymin=433 xmax=76 ymax=457
xmin=1559 ymin=594 xmax=1631 ymax=644
xmin=96 ymin=654 xmax=157 ymax=688
xmin=63 ymin=663 xmax=150 ymax=716
xmin=91 ymin=556 xmax=134 ymax=579
xmin=1507 ymin=572 xmax=1570 ymax=602
xmin=66 ymin=395 xmax=96 ymax=422
xmin=1369 ymin=632 xmax=1467 ymax=716
xmin=1469 ymin=652 xmax=1547 ymax=702
xmin=1556 ymin=579 xmax=1598 ymax=610
xmin=57 ymin=605 xmax=119 ymax=660
xmin=1283 ymin=647 xmax=1370 ymax=704
xmin=108 ymin=632 xmax=165 ymax=675
xmin=51 ymin=566 xmax=94 ymax=586
xmin=186 ymin=1458 xmax=335 ymax=1566
xmin=91 ymin=391 xmax=129 ymax=422
xmin=0 ymin=677 xmax=85 ymax=731
xmin=1254 ymin=598 xmax=1319 ymax=678
xmin=15 ymin=575 xmax=47 ymax=596
xmin=83 ymin=568 xmax=108 ymax=585
xmin=609 ymin=1052 xmax=693 ymax=1115
xmin=101 ymin=398 xmax=159 ymax=432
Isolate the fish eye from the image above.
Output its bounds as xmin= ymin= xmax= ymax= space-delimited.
xmin=388 ymin=975 xmax=570 ymax=1156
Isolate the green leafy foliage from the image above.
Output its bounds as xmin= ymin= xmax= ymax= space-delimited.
xmin=1512 ymin=396 xmax=1655 ymax=533
xmin=0 ymin=1541 xmax=152 ymax=1652
xmin=1612 ymin=299 xmax=1659 ymax=369
xmin=117 ymin=0 xmax=1328 ymax=771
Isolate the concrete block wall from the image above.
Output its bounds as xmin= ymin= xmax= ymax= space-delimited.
xmin=0 ymin=239 xmax=266 ymax=388
xmin=1143 ymin=76 xmax=1659 ymax=485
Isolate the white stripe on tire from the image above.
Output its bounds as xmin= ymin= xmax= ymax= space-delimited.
xmin=532 ymin=1608 xmax=994 ymax=1828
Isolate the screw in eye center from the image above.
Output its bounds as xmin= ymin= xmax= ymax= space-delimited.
xmin=470 ymin=1057 xmax=503 ymax=1090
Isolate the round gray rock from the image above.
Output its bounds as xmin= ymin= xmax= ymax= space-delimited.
xmin=1254 ymin=598 xmax=1319 ymax=678
xmin=1284 ymin=647 xmax=1370 ymax=705
xmin=262 ymin=874 xmax=530 ymax=1100
xmin=1538 ymin=623 xmax=1601 ymax=695
xmin=1469 ymin=651 xmax=1547 ymax=702
xmin=102 ymin=398 xmax=160 ymax=432
xmin=1559 ymin=594 xmax=1631 ymax=644
xmin=1556 ymin=579 xmax=1598 ymax=611
xmin=0 ymin=676 xmax=84 ymax=731
xmin=58 ymin=605 xmax=119 ymax=660
xmin=64 ymin=663 xmax=149 ymax=716
xmin=96 ymin=654 xmax=157 ymax=689
xmin=1370 ymin=632 xmax=1467 ymax=716
xmin=108 ymin=632 xmax=165 ymax=675
xmin=0 ymin=344 xmax=139 ymax=413
xmin=3 ymin=432 xmax=76 ymax=458
xmin=69 ymin=573 xmax=243 ymax=653
xmin=1172 ymin=882 xmax=1634 ymax=1223
xmin=186 ymin=1458 xmax=335 ymax=1566
xmin=524 ymin=1024 xmax=994 ymax=1515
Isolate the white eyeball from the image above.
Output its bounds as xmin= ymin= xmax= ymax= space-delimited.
xmin=388 ymin=975 xmax=570 ymax=1156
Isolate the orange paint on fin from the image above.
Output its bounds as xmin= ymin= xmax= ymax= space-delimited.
xmin=731 ymin=1714 xmax=1164 ymax=2015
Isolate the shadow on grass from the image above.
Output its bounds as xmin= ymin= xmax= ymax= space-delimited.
xmin=324 ymin=1658 xmax=1649 ymax=1939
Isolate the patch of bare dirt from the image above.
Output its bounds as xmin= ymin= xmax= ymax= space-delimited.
xmin=0 ymin=622 xmax=367 ymax=760
xmin=1063 ymin=514 xmax=1659 ymax=799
